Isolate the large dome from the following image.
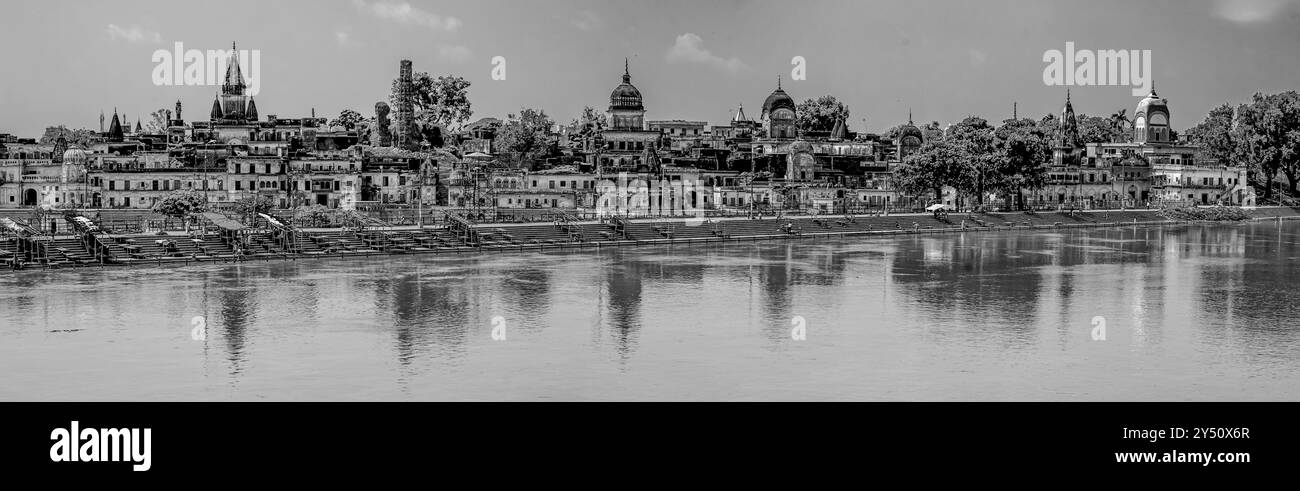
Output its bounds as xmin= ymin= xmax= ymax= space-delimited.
xmin=762 ymin=87 xmax=795 ymax=116
xmin=609 ymin=65 xmax=644 ymax=111
xmin=1134 ymin=86 xmax=1168 ymax=120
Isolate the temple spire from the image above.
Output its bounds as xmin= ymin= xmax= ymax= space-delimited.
xmin=908 ymin=108 xmax=913 ymax=125
xmin=777 ymin=74 xmax=782 ymax=90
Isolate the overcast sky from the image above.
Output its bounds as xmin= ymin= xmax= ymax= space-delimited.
xmin=1 ymin=0 xmax=1297 ymax=138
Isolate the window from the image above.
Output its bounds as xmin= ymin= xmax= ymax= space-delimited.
xmin=383 ymin=176 xmax=390 ymax=186
xmin=236 ymin=181 xmax=242 ymax=190
xmin=152 ymin=180 xmax=159 ymax=191
xmin=549 ymin=181 xmax=556 ymax=189
xmin=109 ymin=181 xmax=116 ymax=190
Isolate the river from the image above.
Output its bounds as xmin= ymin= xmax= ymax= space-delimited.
xmin=2 ymin=221 xmax=1298 ymax=400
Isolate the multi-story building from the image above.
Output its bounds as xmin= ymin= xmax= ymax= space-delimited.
xmin=1036 ymin=86 xmax=1255 ymax=208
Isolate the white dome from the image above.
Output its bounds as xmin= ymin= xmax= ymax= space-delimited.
xmin=62 ymin=148 xmax=87 ymax=164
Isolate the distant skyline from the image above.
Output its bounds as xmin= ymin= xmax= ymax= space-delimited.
xmin=1 ymin=0 xmax=1298 ymax=138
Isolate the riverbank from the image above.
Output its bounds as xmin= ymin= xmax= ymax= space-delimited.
xmin=5 ymin=207 xmax=1300 ymax=273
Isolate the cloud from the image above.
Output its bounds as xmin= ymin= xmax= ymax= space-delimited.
xmin=335 ymin=30 xmax=354 ymax=46
xmin=105 ymin=24 xmax=161 ymax=44
xmin=1214 ymin=0 xmax=1297 ymax=23
xmin=968 ymin=49 xmax=988 ymax=67
xmin=666 ymin=33 xmax=747 ymax=73
xmin=353 ymin=0 xmax=461 ymax=31
xmin=572 ymin=10 xmax=604 ymax=31
xmin=438 ymin=44 xmax=473 ymax=62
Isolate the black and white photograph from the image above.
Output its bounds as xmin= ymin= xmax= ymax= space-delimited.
xmin=1 ymin=0 xmax=1298 ymax=476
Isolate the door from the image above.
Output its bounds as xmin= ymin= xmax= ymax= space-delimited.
xmin=24 ymin=189 xmax=37 ymax=206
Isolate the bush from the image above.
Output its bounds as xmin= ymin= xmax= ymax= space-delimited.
xmin=1160 ymin=206 xmax=1251 ymax=221
xmin=293 ymin=205 xmax=332 ymax=227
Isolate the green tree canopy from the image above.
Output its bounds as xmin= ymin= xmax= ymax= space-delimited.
xmin=331 ymin=109 xmax=365 ymax=130
xmin=497 ymin=107 xmax=556 ymax=164
xmin=795 ymin=95 xmax=850 ymax=133
xmin=39 ymin=126 xmax=96 ymax=148
xmin=894 ymin=140 xmax=976 ymax=203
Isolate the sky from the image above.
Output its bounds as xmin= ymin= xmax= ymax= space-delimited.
xmin=1 ymin=0 xmax=1298 ymax=138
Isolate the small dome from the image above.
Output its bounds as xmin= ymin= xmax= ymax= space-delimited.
xmin=62 ymin=148 xmax=87 ymax=164
xmin=762 ymin=87 xmax=796 ymax=116
xmin=1135 ymin=87 xmax=1168 ymax=119
xmin=898 ymin=123 xmax=924 ymax=141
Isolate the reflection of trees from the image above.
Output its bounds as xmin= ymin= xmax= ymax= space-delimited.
xmin=889 ymin=234 xmax=1047 ymax=346
xmin=370 ymin=269 xmax=475 ymax=365
xmin=1200 ymin=223 xmax=1300 ymax=356
xmin=501 ymin=268 xmax=551 ymax=322
xmin=756 ymin=245 xmax=793 ymax=341
xmin=746 ymin=243 xmax=852 ymax=341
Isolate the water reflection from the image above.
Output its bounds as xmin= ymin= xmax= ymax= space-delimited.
xmin=2 ymin=222 xmax=1300 ymax=400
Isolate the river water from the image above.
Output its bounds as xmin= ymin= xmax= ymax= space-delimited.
xmin=3 ymin=221 xmax=1299 ymax=401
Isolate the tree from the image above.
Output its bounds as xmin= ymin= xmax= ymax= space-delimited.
xmin=947 ymin=117 xmax=1000 ymax=205
xmin=38 ymin=126 xmax=96 ymax=147
xmin=1036 ymin=113 xmax=1060 ymax=139
xmin=293 ymin=204 xmax=332 ymax=227
xmin=497 ymin=107 xmax=555 ymax=164
xmin=144 ymin=108 xmax=169 ymax=133
xmin=893 ymin=140 xmax=975 ymax=206
xmin=995 ymin=122 xmax=1052 ymax=210
xmin=921 ymin=121 xmax=945 ymax=142
xmin=394 ymin=72 xmax=473 ymax=147
xmin=1184 ymin=103 xmax=1237 ymax=165
xmin=1108 ymin=109 xmax=1131 ymax=142
xmin=331 ymin=109 xmax=364 ymax=130
xmin=1076 ymin=114 xmax=1123 ymax=143
xmin=232 ymin=196 xmax=275 ymax=223
xmin=1231 ymin=91 xmax=1300 ymax=199
xmin=795 ymin=95 xmax=850 ymax=133
xmin=152 ymin=190 xmax=207 ymax=233
xmin=570 ymin=106 xmax=606 ymax=137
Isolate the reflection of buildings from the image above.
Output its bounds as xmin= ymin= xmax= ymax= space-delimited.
xmin=600 ymin=257 xmax=644 ymax=358
xmin=216 ymin=274 xmax=254 ymax=376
